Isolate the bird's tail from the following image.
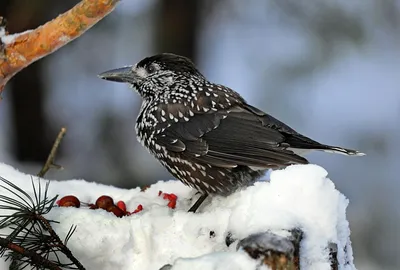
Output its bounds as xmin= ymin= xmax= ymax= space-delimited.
xmin=316 ymin=145 xmax=365 ymax=156
xmin=285 ymin=135 xmax=365 ymax=156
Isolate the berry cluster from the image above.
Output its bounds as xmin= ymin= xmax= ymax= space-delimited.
xmin=56 ymin=190 xmax=178 ymax=217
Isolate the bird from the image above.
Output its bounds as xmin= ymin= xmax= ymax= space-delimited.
xmin=98 ymin=53 xmax=365 ymax=213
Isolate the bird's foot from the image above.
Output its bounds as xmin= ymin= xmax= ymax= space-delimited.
xmin=188 ymin=193 xmax=208 ymax=213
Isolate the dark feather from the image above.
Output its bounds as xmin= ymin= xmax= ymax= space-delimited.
xmin=137 ymin=53 xmax=203 ymax=76
xmin=155 ymin=99 xmax=309 ymax=169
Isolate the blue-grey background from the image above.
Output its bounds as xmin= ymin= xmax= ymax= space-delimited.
xmin=0 ymin=1 xmax=398 ymax=269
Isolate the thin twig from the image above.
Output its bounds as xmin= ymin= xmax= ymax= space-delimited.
xmin=0 ymin=236 xmax=61 ymax=270
xmin=37 ymin=127 xmax=67 ymax=178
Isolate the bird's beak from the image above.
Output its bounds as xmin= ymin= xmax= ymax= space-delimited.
xmin=97 ymin=66 xmax=136 ymax=83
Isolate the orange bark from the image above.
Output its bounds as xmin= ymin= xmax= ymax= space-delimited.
xmin=0 ymin=0 xmax=120 ymax=95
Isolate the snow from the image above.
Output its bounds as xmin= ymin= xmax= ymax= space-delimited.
xmin=0 ymin=27 xmax=5 ymax=39
xmin=0 ymin=30 xmax=33 ymax=44
xmin=0 ymin=163 xmax=355 ymax=270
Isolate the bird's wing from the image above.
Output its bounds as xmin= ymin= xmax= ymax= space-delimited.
xmin=153 ymin=85 xmax=308 ymax=169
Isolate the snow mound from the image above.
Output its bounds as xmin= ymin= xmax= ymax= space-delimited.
xmin=0 ymin=163 xmax=355 ymax=270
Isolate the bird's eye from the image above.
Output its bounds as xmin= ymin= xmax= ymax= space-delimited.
xmin=146 ymin=65 xmax=156 ymax=74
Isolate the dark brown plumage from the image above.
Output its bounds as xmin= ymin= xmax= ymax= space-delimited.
xmin=98 ymin=53 xmax=365 ymax=212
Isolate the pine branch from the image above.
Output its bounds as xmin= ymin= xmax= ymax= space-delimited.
xmin=37 ymin=216 xmax=85 ymax=270
xmin=0 ymin=237 xmax=61 ymax=270
xmin=0 ymin=0 xmax=120 ymax=95
xmin=0 ymin=176 xmax=85 ymax=269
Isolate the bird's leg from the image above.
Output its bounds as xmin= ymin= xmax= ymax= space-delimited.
xmin=188 ymin=193 xmax=208 ymax=213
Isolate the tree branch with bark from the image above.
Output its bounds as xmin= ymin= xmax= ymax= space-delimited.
xmin=0 ymin=0 xmax=120 ymax=96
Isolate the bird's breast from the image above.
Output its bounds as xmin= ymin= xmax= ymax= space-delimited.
xmin=135 ymin=100 xmax=156 ymax=148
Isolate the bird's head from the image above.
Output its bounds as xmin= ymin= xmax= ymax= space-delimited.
xmin=98 ymin=53 xmax=205 ymax=99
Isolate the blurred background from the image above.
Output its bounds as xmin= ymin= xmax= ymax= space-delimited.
xmin=0 ymin=0 xmax=398 ymax=268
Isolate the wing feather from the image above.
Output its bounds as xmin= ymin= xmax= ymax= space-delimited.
xmin=154 ymin=84 xmax=308 ymax=168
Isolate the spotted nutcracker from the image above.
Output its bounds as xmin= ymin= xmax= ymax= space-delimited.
xmin=98 ymin=53 xmax=365 ymax=212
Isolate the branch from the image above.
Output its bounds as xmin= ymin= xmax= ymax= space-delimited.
xmin=0 ymin=237 xmax=61 ymax=270
xmin=0 ymin=0 xmax=120 ymax=95
xmin=0 ymin=176 xmax=83 ymax=269
xmin=37 ymin=215 xmax=85 ymax=270
xmin=37 ymin=127 xmax=67 ymax=178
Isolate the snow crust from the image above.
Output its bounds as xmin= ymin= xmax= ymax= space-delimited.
xmin=0 ymin=163 xmax=355 ymax=270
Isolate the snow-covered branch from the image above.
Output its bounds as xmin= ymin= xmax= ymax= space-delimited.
xmin=0 ymin=0 xmax=119 ymax=95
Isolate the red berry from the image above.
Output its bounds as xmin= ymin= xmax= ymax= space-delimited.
xmin=95 ymin=195 xmax=114 ymax=210
xmin=159 ymin=192 xmax=178 ymax=209
xmin=116 ymin=201 xmax=127 ymax=213
xmin=163 ymin=193 xmax=177 ymax=201
xmin=132 ymin=204 xmax=143 ymax=214
xmin=57 ymin=195 xmax=80 ymax=208
xmin=167 ymin=200 xmax=176 ymax=209
xmin=158 ymin=190 xmax=163 ymax=196
xmin=106 ymin=205 xmax=125 ymax=218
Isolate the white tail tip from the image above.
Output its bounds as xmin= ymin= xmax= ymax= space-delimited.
xmin=323 ymin=147 xmax=366 ymax=156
